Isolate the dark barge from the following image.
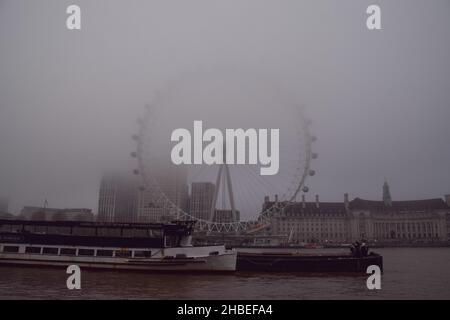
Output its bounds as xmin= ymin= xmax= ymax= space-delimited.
xmin=236 ymin=251 xmax=383 ymax=273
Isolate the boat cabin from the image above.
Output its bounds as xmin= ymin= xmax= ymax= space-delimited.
xmin=0 ymin=219 xmax=195 ymax=249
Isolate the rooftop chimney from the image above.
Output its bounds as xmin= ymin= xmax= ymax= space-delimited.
xmin=315 ymin=194 xmax=319 ymax=208
xmin=445 ymin=194 xmax=450 ymax=207
xmin=302 ymin=195 xmax=306 ymax=209
xmin=275 ymin=194 xmax=278 ymax=203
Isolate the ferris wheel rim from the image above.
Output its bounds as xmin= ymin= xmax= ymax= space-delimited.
xmin=133 ymin=94 xmax=316 ymax=233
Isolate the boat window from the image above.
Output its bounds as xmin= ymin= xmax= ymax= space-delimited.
xmin=97 ymin=249 xmax=114 ymax=257
xmin=42 ymin=247 xmax=59 ymax=255
xmin=148 ymin=229 xmax=162 ymax=238
xmin=164 ymin=236 xmax=180 ymax=248
xmin=0 ymin=224 xmax=22 ymax=233
xmin=33 ymin=226 xmax=48 ymax=234
xmin=60 ymin=248 xmax=77 ymax=256
xmin=97 ymin=228 xmax=121 ymax=237
xmin=78 ymin=249 xmax=95 ymax=256
xmin=25 ymin=247 xmax=41 ymax=254
xmin=122 ymin=228 xmax=149 ymax=238
xmin=133 ymin=229 xmax=150 ymax=237
xmin=24 ymin=225 xmax=35 ymax=233
xmin=0 ymin=225 xmax=11 ymax=232
xmin=3 ymin=245 xmax=20 ymax=253
xmin=72 ymin=227 xmax=96 ymax=236
xmin=134 ymin=250 xmax=152 ymax=258
xmin=46 ymin=226 xmax=72 ymax=235
xmin=122 ymin=229 xmax=134 ymax=237
xmin=115 ymin=250 xmax=132 ymax=258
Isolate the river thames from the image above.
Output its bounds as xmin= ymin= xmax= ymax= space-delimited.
xmin=0 ymin=248 xmax=449 ymax=299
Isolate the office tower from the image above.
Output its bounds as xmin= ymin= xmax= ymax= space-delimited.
xmin=0 ymin=197 xmax=9 ymax=213
xmin=190 ymin=182 xmax=215 ymax=221
xmin=97 ymin=173 xmax=138 ymax=223
xmin=137 ymin=162 xmax=189 ymax=223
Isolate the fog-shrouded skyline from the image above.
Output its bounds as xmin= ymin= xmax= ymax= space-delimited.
xmin=0 ymin=0 xmax=449 ymax=215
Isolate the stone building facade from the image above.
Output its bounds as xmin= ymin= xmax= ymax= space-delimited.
xmin=266 ymin=183 xmax=450 ymax=244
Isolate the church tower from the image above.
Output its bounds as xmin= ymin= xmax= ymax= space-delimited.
xmin=383 ymin=179 xmax=392 ymax=207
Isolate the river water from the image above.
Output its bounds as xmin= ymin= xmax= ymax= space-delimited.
xmin=0 ymin=248 xmax=449 ymax=299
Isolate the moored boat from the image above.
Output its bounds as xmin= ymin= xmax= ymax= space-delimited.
xmin=0 ymin=219 xmax=236 ymax=272
xmin=236 ymin=250 xmax=383 ymax=273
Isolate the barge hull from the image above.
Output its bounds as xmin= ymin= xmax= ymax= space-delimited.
xmin=236 ymin=253 xmax=383 ymax=273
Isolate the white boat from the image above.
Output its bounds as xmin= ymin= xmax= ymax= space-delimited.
xmin=0 ymin=219 xmax=236 ymax=272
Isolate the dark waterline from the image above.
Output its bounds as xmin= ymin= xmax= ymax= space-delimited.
xmin=0 ymin=248 xmax=449 ymax=299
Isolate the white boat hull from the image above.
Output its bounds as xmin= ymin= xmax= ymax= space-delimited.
xmin=0 ymin=245 xmax=237 ymax=272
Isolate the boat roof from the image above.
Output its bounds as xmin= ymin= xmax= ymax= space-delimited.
xmin=0 ymin=219 xmax=196 ymax=231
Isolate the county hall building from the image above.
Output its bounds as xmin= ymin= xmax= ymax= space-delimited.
xmin=266 ymin=181 xmax=450 ymax=244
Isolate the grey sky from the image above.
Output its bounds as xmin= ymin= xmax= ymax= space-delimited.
xmin=0 ymin=0 xmax=449 ymax=215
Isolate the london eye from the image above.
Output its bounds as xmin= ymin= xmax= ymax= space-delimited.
xmin=131 ymin=73 xmax=317 ymax=234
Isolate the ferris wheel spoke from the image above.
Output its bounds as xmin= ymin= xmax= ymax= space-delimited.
xmin=134 ymin=92 xmax=316 ymax=232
